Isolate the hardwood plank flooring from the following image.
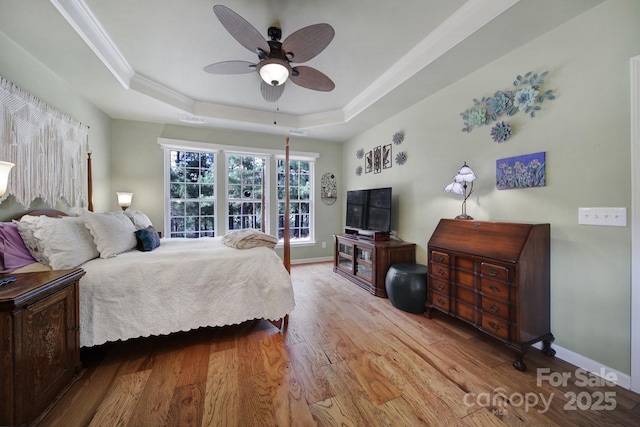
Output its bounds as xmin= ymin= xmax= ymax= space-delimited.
xmin=35 ymin=262 xmax=640 ymax=426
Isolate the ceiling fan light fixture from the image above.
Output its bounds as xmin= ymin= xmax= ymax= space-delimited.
xmin=258 ymin=59 xmax=291 ymax=86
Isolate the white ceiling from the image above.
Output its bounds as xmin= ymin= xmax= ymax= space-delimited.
xmin=0 ymin=0 xmax=603 ymax=142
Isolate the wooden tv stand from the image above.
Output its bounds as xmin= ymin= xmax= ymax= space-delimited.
xmin=333 ymin=233 xmax=416 ymax=297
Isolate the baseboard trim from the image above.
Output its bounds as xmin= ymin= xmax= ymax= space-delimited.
xmin=533 ymin=342 xmax=631 ymax=389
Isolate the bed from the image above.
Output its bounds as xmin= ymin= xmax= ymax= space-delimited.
xmin=2 ymin=209 xmax=295 ymax=347
xmin=0 ymin=136 xmax=296 ymax=347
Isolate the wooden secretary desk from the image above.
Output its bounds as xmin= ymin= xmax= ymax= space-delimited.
xmin=426 ymin=219 xmax=555 ymax=370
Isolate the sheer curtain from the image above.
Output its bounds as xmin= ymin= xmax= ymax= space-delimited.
xmin=0 ymin=76 xmax=89 ymax=208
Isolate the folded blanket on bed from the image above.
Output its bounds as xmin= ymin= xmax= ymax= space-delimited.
xmin=222 ymin=228 xmax=278 ymax=249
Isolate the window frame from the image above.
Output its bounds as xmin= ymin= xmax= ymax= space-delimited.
xmin=225 ymin=152 xmax=269 ymax=234
xmin=159 ymin=138 xmax=318 ymax=246
xmin=275 ymin=153 xmax=317 ymax=247
xmin=162 ymin=140 xmax=220 ymax=238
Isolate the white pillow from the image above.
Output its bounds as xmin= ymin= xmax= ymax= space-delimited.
xmin=15 ymin=215 xmax=48 ymax=264
xmin=123 ymin=209 xmax=153 ymax=230
xmin=81 ymin=210 xmax=137 ymax=258
xmin=32 ymin=216 xmax=99 ymax=269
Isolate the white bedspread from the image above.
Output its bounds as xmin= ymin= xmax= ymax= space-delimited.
xmin=79 ymin=237 xmax=294 ymax=347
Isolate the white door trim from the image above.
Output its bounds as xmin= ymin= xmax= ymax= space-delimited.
xmin=630 ymin=55 xmax=640 ymax=393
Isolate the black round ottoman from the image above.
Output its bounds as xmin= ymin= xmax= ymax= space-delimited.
xmin=385 ymin=263 xmax=428 ymax=314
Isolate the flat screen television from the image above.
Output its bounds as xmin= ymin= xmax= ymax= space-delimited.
xmin=345 ymin=187 xmax=392 ymax=233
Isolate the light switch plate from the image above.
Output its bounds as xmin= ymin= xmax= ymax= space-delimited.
xmin=578 ymin=207 xmax=627 ymax=226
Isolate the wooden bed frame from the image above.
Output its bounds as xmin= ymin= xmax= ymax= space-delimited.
xmin=84 ymin=140 xmax=292 ymax=330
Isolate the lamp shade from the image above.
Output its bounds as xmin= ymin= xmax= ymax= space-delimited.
xmin=444 ymin=181 xmax=464 ymax=195
xmin=258 ymin=59 xmax=291 ymax=86
xmin=116 ymin=192 xmax=133 ymax=209
xmin=455 ymin=165 xmax=477 ymax=183
xmin=0 ymin=161 xmax=14 ymax=197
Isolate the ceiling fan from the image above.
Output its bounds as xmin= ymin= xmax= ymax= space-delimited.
xmin=204 ymin=5 xmax=335 ymax=103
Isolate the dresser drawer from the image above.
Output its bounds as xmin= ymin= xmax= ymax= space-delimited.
xmin=430 ymin=278 xmax=449 ymax=294
xmin=455 ymin=301 xmax=477 ymax=323
xmin=431 ymin=292 xmax=450 ymax=311
xmin=481 ymin=279 xmax=509 ymax=300
xmin=481 ymin=263 xmax=509 ymax=282
xmin=430 ymin=264 xmax=449 ymax=280
xmin=455 ymin=286 xmax=475 ymax=305
xmin=431 ymin=251 xmax=449 ymax=264
xmin=482 ymin=297 xmax=509 ymax=321
xmin=482 ymin=313 xmax=509 ymax=339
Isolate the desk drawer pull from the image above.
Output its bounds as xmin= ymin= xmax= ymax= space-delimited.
xmin=436 ymin=255 xmax=444 ymax=262
xmin=489 ymin=322 xmax=500 ymax=331
xmin=437 ymin=284 xmax=444 ymax=290
xmin=489 ymin=304 xmax=500 ymax=313
xmin=437 ymin=269 xmax=445 ymax=275
xmin=489 ymin=285 xmax=500 ymax=293
xmin=488 ymin=268 xmax=499 ymax=277
xmin=437 ymin=298 xmax=445 ymax=305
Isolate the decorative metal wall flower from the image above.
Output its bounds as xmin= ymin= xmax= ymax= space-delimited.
xmin=460 ymin=71 xmax=555 ymax=141
xmin=356 ymin=148 xmax=364 ymax=159
xmin=355 ymin=165 xmax=363 ymax=176
xmin=395 ymin=151 xmax=407 ymax=165
xmin=490 ymin=121 xmax=512 ymax=143
xmin=392 ymin=131 xmax=404 ymax=145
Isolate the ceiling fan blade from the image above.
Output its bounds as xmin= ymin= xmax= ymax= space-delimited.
xmin=290 ymin=66 xmax=335 ymax=91
xmin=261 ymin=81 xmax=285 ymax=102
xmin=282 ymin=23 xmax=334 ymax=63
xmin=204 ymin=60 xmax=256 ymax=74
xmin=213 ymin=5 xmax=270 ymax=56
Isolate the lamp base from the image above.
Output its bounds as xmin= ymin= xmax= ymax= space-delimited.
xmin=455 ymin=214 xmax=474 ymax=220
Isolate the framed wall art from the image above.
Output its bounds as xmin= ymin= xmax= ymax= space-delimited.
xmin=496 ymin=151 xmax=546 ymax=190
xmin=383 ymin=144 xmax=392 ymax=169
xmin=374 ymin=146 xmax=382 ymax=174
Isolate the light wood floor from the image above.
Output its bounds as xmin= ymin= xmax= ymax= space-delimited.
xmin=36 ymin=262 xmax=640 ymax=426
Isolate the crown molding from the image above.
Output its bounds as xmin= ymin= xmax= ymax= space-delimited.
xmin=50 ymin=0 xmax=519 ymax=133
xmin=129 ymin=74 xmax=196 ymax=112
xmin=343 ymin=0 xmax=520 ymax=122
xmin=49 ymin=0 xmax=134 ymax=89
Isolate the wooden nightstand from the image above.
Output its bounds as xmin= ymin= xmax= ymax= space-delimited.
xmin=0 ymin=268 xmax=85 ymax=426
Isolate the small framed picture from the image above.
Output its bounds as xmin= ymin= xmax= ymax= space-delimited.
xmin=373 ymin=146 xmax=382 ymax=174
xmin=383 ymin=144 xmax=392 ymax=169
xmin=365 ymin=151 xmax=373 ymax=173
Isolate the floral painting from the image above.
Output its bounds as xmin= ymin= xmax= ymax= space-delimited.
xmin=496 ymin=152 xmax=546 ymax=190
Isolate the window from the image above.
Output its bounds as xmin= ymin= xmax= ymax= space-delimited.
xmin=168 ymin=150 xmax=215 ymax=238
xmin=277 ymin=159 xmax=313 ymax=243
xmin=227 ymin=154 xmax=266 ymax=232
xmin=161 ymin=138 xmax=318 ymax=243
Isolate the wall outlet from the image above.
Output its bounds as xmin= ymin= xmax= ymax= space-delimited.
xmin=322 ymin=241 xmax=326 ymax=248
xmin=578 ymin=207 xmax=627 ymax=227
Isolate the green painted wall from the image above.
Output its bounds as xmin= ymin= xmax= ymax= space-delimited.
xmin=111 ymin=120 xmax=344 ymax=261
xmin=342 ymin=0 xmax=639 ymax=374
xmin=0 ymin=30 xmax=112 ymax=218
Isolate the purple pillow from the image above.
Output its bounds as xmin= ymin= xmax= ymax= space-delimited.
xmin=0 ymin=222 xmax=36 ymax=273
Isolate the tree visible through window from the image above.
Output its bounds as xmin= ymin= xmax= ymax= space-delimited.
xmin=227 ymin=155 xmax=265 ymax=232
xmin=277 ymin=159 xmax=312 ymax=242
xmin=168 ymin=150 xmax=215 ymax=238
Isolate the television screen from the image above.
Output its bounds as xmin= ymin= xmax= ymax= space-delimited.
xmin=345 ymin=190 xmax=366 ymax=229
xmin=345 ymin=187 xmax=392 ymax=233
xmin=367 ymin=187 xmax=392 ymax=232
